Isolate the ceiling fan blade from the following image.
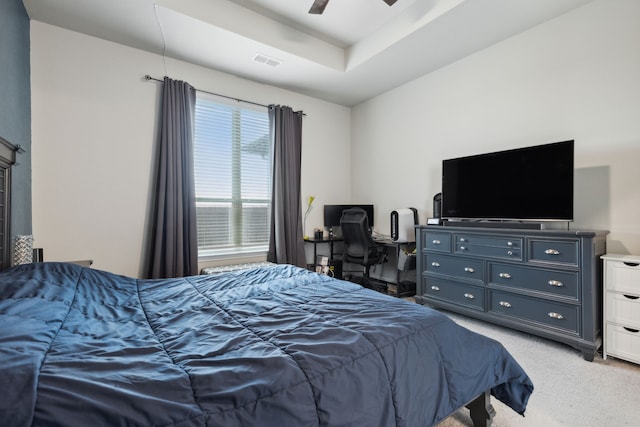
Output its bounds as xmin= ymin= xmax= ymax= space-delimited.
xmin=310 ymin=0 xmax=394 ymax=15
xmin=309 ymin=0 xmax=329 ymax=14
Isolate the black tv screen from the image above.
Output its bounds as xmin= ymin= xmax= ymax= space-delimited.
xmin=441 ymin=140 xmax=574 ymax=222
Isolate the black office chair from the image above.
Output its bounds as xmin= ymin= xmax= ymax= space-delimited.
xmin=340 ymin=208 xmax=386 ymax=289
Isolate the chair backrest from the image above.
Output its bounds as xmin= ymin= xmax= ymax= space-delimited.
xmin=340 ymin=208 xmax=375 ymax=260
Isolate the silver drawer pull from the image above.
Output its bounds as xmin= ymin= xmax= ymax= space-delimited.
xmin=507 ymin=241 xmax=513 ymax=247
xmin=431 ymin=261 xmax=440 ymax=267
xmin=545 ymin=249 xmax=560 ymax=255
xmin=499 ymin=301 xmax=512 ymax=308
xmin=548 ymin=312 xmax=564 ymax=320
xmin=548 ymin=280 xmax=564 ymax=287
xmin=499 ymin=273 xmax=511 ymax=279
xmin=459 ymin=246 xmax=467 ymax=251
xmin=507 ymin=250 xmax=514 ymax=256
xmin=432 ymin=239 xmax=441 ymax=245
xmin=431 ymin=285 xmax=440 ymax=291
xmin=463 ymin=293 xmax=475 ymax=299
xmin=459 ymin=238 xmax=467 ymax=243
xmin=464 ymin=267 xmax=475 ymax=273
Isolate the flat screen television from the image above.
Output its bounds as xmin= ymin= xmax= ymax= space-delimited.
xmin=441 ymin=140 xmax=574 ymax=223
xmin=323 ymin=204 xmax=374 ymax=228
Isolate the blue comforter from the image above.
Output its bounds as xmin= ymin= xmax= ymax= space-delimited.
xmin=0 ymin=263 xmax=532 ymax=426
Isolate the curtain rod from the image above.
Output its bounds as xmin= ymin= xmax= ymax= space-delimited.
xmin=145 ymin=74 xmax=268 ymax=108
xmin=144 ymin=75 xmax=305 ymax=115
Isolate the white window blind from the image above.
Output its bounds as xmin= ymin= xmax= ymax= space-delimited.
xmin=194 ymin=94 xmax=272 ymax=258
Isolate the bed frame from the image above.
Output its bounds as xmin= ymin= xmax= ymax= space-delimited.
xmin=0 ymin=136 xmax=18 ymax=271
xmin=466 ymin=391 xmax=496 ymax=427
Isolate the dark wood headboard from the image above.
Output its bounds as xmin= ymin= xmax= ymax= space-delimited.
xmin=0 ymin=137 xmax=18 ymax=271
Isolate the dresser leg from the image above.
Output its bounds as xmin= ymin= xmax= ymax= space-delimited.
xmin=581 ymin=349 xmax=595 ymax=362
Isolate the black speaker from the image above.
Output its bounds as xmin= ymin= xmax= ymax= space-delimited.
xmin=433 ymin=193 xmax=442 ymax=218
xmin=33 ymin=248 xmax=44 ymax=263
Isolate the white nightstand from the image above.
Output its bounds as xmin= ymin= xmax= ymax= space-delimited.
xmin=601 ymin=254 xmax=640 ymax=364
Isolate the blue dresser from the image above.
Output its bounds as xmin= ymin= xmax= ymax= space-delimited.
xmin=416 ymin=225 xmax=608 ymax=361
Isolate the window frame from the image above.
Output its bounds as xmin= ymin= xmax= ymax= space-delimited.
xmin=193 ymin=94 xmax=272 ymax=260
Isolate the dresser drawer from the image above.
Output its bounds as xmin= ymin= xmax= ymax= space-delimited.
xmin=455 ymin=243 xmax=522 ymax=260
xmin=454 ymin=234 xmax=522 ymax=260
xmin=605 ymin=324 xmax=640 ymax=365
xmin=489 ymin=263 xmax=579 ymax=300
xmin=605 ymin=292 xmax=640 ymax=327
xmin=423 ymin=277 xmax=484 ymax=310
xmin=489 ymin=290 xmax=579 ymax=334
xmin=423 ymin=231 xmax=451 ymax=253
xmin=605 ymin=259 xmax=640 ymax=294
xmin=424 ymin=254 xmax=483 ymax=283
xmin=528 ymin=238 xmax=579 ymax=266
xmin=455 ymin=234 xmax=522 ymax=250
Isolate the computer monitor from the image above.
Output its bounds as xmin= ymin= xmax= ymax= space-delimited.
xmin=323 ymin=204 xmax=374 ymax=229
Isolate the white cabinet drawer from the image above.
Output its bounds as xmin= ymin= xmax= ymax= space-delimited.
xmin=602 ymin=254 xmax=640 ymax=364
xmin=605 ymin=258 xmax=640 ymax=295
xmin=605 ymin=292 xmax=640 ymax=327
xmin=605 ymin=324 xmax=640 ymax=365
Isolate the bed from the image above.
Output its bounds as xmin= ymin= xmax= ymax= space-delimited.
xmin=1 ymin=262 xmax=533 ymax=426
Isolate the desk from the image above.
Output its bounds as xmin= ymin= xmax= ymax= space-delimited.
xmin=304 ymin=236 xmax=343 ymax=261
xmin=303 ymin=236 xmax=416 ymax=297
xmin=370 ymin=238 xmax=416 ymax=297
xmin=304 ymin=237 xmax=344 ymax=278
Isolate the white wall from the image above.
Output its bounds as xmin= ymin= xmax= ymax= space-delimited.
xmin=30 ymin=0 xmax=640 ymax=276
xmin=352 ymin=0 xmax=640 ymax=255
xmin=30 ymin=22 xmax=351 ymax=277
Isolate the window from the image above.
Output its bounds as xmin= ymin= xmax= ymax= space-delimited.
xmin=193 ymin=94 xmax=272 ymax=258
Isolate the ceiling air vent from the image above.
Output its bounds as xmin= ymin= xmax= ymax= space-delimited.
xmin=253 ymin=53 xmax=281 ymax=68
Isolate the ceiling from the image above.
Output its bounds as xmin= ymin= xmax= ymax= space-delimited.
xmin=22 ymin=0 xmax=593 ymax=107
